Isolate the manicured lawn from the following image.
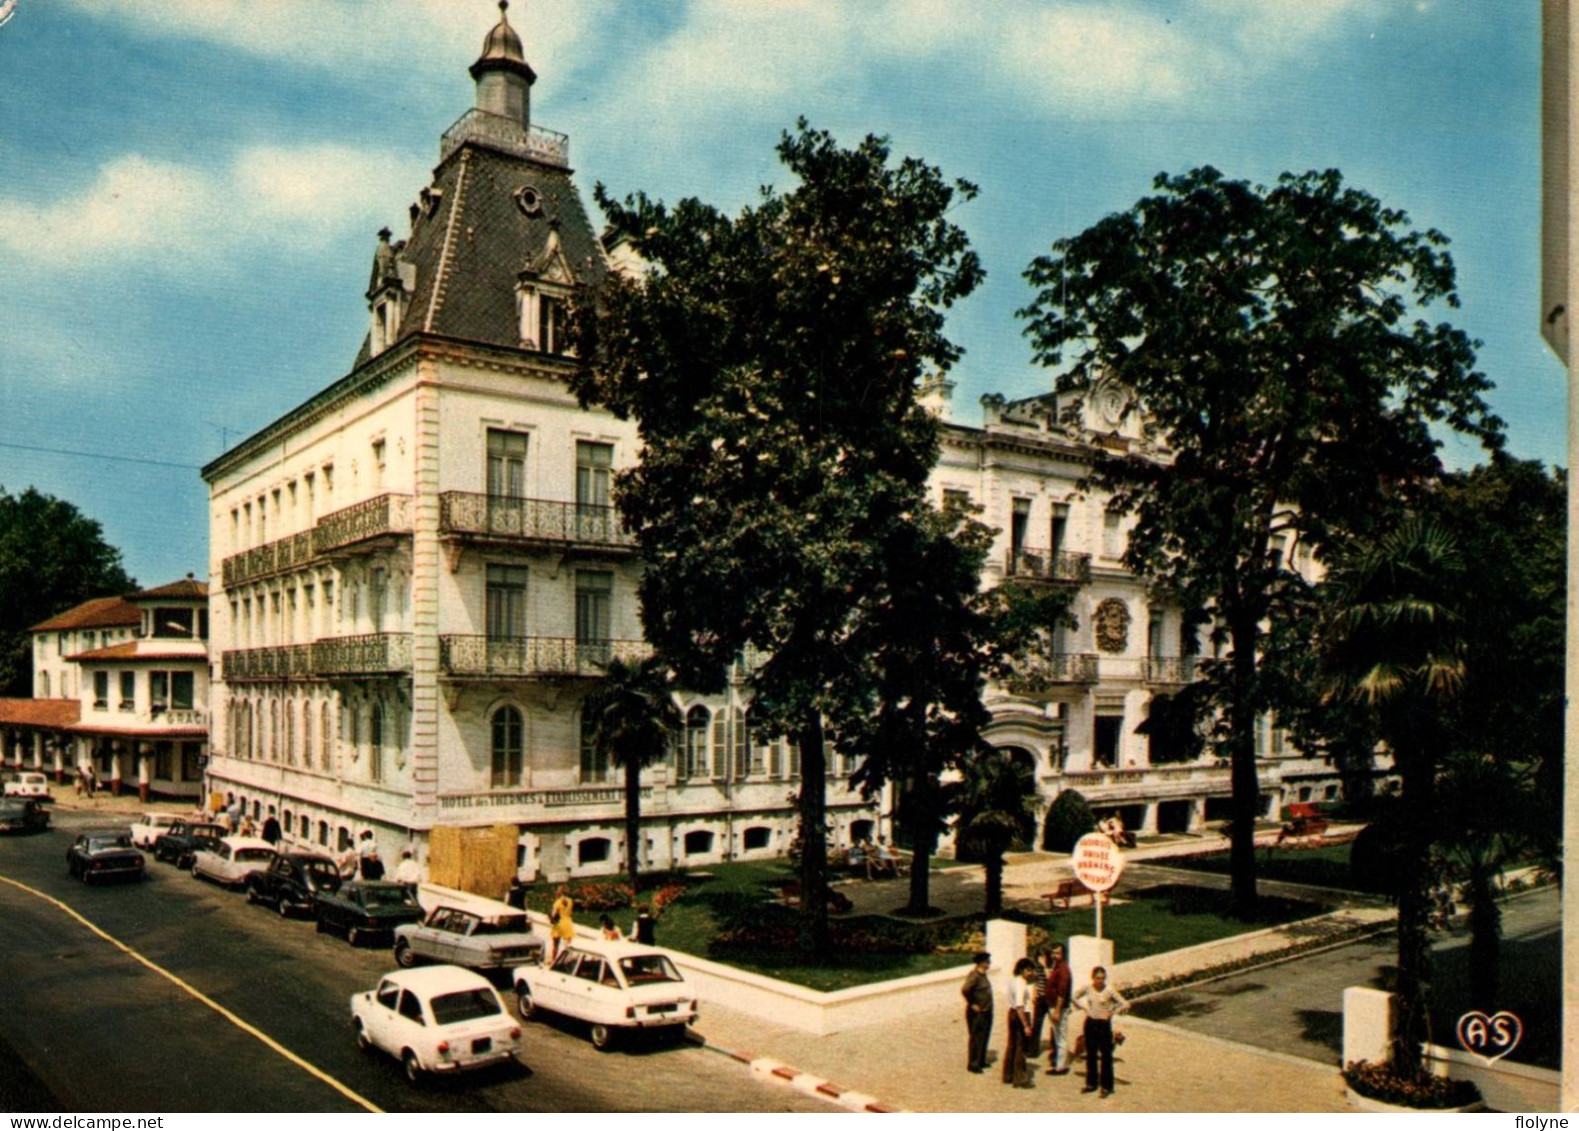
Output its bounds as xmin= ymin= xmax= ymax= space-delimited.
xmin=518 ymin=865 xmax=1331 ymax=993
xmin=1162 ymin=841 xmax=1376 ymax=892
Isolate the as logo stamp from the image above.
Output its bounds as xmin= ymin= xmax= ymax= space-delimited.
xmin=1456 ymin=1010 xmax=1522 ymax=1065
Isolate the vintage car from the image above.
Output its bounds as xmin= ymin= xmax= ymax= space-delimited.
xmin=315 ymin=882 xmax=426 ymax=946
xmin=0 ymin=798 xmax=50 ymax=834
xmin=246 ymin=851 xmax=342 ymax=917
xmin=190 ymin=836 xmax=276 ymax=888
xmin=393 ymin=905 xmax=545 ymax=972
xmin=129 ymin=812 xmax=183 ymax=849
xmin=65 ymin=832 xmax=146 ymax=884
xmin=512 ymin=939 xmax=698 ymax=1050
xmin=153 ymin=819 xmax=227 ymax=868
xmin=3 ymin=772 xmax=51 ymax=800
xmin=350 ymin=965 xmax=521 ymax=1084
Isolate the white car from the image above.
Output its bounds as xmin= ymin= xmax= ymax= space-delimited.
xmin=3 ymin=772 xmax=51 ymax=801
xmin=190 ymin=836 xmax=277 ymax=888
xmin=129 ymin=813 xmax=183 ymax=849
xmin=351 ymin=966 xmax=522 ymax=1084
xmin=512 ymin=938 xmax=698 ymax=1050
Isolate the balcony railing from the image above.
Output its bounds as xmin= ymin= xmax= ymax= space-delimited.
xmin=222 ymin=530 xmax=315 ymax=587
xmin=313 ymin=494 xmax=412 ymax=556
xmin=312 ymin=634 xmax=412 ymax=675
xmin=1004 ymin=653 xmax=1099 ymax=697
xmin=439 ymin=108 xmax=570 ymax=168
xmin=222 ymin=645 xmax=314 ymax=681
xmin=1145 ymin=656 xmax=1199 ymax=685
xmin=1005 ymin=547 xmax=1092 ymax=585
xmin=439 ymin=635 xmax=651 ymax=679
xmin=438 ymin=492 xmax=636 ymax=551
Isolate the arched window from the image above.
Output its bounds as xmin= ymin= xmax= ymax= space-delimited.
xmin=579 ymin=711 xmax=608 ymax=783
xmin=743 ymin=826 xmax=771 ymax=852
xmin=299 ymin=814 xmax=309 ymax=839
xmin=683 ymin=829 xmax=714 ymax=857
xmin=283 ymin=701 xmax=295 ymax=765
xmin=39 ymin=671 xmax=49 ymax=697
xmin=730 ymin=707 xmax=747 ymax=779
xmin=268 ymin=699 xmax=279 ymax=761
xmin=319 ymin=702 xmax=331 ymax=771
xmin=491 ymin=705 xmax=524 ymax=788
xmin=317 ymin=820 xmax=329 ymax=846
xmin=577 ymin=837 xmax=612 ymax=865
xmin=683 ymin=706 xmax=710 ymax=779
xmin=369 ymin=702 xmax=384 ymax=783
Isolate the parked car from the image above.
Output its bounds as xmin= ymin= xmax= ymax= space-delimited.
xmin=153 ymin=819 xmax=227 ymax=868
xmin=393 ymin=905 xmax=545 ymax=972
xmin=246 ymin=851 xmax=342 ymax=917
xmin=512 ymin=938 xmax=697 ymax=1050
xmin=315 ymin=882 xmax=426 ymax=946
xmin=0 ymin=798 xmax=51 ymax=834
xmin=129 ymin=812 xmax=183 ymax=849
xmin=350 ymin=965 xmax=521 ymax=1084
xmin=3 ymin=772 xmax=51 ymax=800
xmin=66 ymin=832 xmax=145 ymax=884
xmin=190 ymin=836 xmax=277 ymax=888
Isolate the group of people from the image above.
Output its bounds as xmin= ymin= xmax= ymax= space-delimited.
xmin=1098 ymin=812 xmax=1134 ymax=848
xmin=961 ymin=946 xmax=1130 ymax=1099
xmin=73 ymin=765 xmax=98 ymax=797
xmin=544 ymin=888 xmax=659 ymax=962
xmin=850 ymin=838 xmax=903 ymax=880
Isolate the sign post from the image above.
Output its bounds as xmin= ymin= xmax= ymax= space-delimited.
xmin=1070 ymin=832 xmax=1125 ymax=939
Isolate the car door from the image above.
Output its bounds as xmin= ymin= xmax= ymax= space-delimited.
xmin=568 ymin=955 xmax=614 ymax=1022
xmin=394 ymin=989 xmax=428 ymax=1062
xmin=535 ymin=949 xmax=580 ymax=1013
xmin=367 ymin=979 xmax=403 ymax=1052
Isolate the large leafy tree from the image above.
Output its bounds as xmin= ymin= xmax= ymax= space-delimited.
xmin=571 ymin=122 xmax=984 ymax=954
xmin=580 ymin=656 xmax=682 ymax=897
xmin=0 ymin=487 xmax=135 ymax=695
xmin=1317 ymin=518 xmax=1467 ymax=1079
xmin=1019 ymin=167 xmax=1502 ymax=913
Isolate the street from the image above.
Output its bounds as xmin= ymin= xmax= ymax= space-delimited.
xmin=0 ymin=808 xmax=838 ymax=1113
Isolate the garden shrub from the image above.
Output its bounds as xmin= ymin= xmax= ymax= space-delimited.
xmin=1042 ymin=789 xmax=1095 ymax=852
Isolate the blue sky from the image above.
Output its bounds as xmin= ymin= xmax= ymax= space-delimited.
xmin=0 ymin=1 xmax=1561 ymax=586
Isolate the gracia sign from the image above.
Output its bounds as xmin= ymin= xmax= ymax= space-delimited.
xmin=1071 ymin=832 xmax=1124 ymax=892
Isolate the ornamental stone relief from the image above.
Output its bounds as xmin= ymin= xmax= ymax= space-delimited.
xmin=1094 ymin=598 xmax=1131 ymax=654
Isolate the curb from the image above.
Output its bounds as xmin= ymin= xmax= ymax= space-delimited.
xmin=685 ymin=1029 xmax=906 ymax=1113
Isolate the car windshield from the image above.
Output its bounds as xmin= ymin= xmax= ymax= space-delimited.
xmin=359 ymin=885 xmax=418 ymax=909
xmin=619 ymin=955 xmax=682 ymax=985
xmin=190 ymin=825 xmax=223 ymax=837
xmin=234 ymin=849 xmax=274 ymax=863
xmin=429 ymin=989 xmax=502 ymax=1026
xmin=302 ymin=860 xmax=339 ymax=880
xmin=473 ymin=915 xmax=531 ymax=935
xmin=87 ymin=835 xmax=133 ymax=851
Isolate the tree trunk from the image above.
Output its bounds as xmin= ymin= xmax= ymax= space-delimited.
xmin=796 ymin=711 xmax=830 ymax=958
xmin=1227 ymin=619 xmax=1261 ymax=917
xmin=984 ymin=856 xmax=1004 ymax=917
xmin=903 ymin=772 xmax=938 ymax=916
xmin=624 ymin=760 xmax=643 ymax=900
xmin=1466 ymin=858 xmax=1501 ymax=1012
xmin=1391 ymin=744 xmax=1436 ymax=1079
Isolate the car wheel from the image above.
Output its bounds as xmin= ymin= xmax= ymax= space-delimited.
xmin=314 ymin=917 xmax=328 ymax=934
xmin=354 ymin=1019 xmax=371 ymax=1053
xmin=516 ymin=985 xmax=536 ymax=1020
xmin=347 ymin=927 xmax=363 ymax=947
xmin=245 ymin=884 xmax=259 ymax=905
xmin=402 ymin=1050 xmax=423 ymax=1085
xmin=589 ymin=1024 xmax=613 ymax=1052
xmin=277 ymin=897 xmax=292 ymax=919
xmin=190 ymin=862 xmax=202 ymax=879
xmin=394 ymin=941 xmax=418 ymax=969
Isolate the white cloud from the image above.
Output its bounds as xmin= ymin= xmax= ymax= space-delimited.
xmin=0 ymin=145 xmax=423 ymax=271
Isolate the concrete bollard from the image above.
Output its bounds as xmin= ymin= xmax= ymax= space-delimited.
xmin=1343 ymin=986 xmax=1394 ymax=1067
xmin=1068 ymin=934 xmax=1115 ymax=997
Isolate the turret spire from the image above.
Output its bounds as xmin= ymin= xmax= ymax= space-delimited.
xmin=471 ymin=0 xmax=536 ymax=127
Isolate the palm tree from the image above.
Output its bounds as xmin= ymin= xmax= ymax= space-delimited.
xmin=582 ymin=656 xmax=682 ymax=897
xmin=951 ymin=747 xmax=1038 ymax=916
xmin=1317 ymin=518 xmax=1466 ymax=1080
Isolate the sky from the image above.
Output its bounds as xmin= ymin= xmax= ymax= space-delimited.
xmin=0 ymin=0 xmax=1562 ymax=587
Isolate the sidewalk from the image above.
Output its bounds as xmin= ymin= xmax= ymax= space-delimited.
xmin=692 ymin=995 xmax=1354 ymax=1112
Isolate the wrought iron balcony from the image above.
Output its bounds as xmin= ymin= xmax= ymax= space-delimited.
xmin=222 ymin=530 xmax=315 ymax=588
xmin=439 ymin=635 xmax=651 ymax=679
xmin=313 ymin=494 xmax=412 ymax=556
xmin=1004 ymin=652 xmax=1099 ymax=698
xmin=1145 ymin=656 xmax=1199 ymax=686
xmin=439 ymin=108 xmax=569 ymax=168
xmin=1005 ymin=547 xmax=1092 ymax=585
xmin=222 ymin=644 xmax=314 ymax=682
xmin=438 ymin=492 xmax=636 ymax=553
xmin=312 ymin=634 xmax=412 ymax=676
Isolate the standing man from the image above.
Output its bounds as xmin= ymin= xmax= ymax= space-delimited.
xmin=1044 ymin=943 xmax=1073 ymax=1076
xmin=961 ymin=951 xmax=993 ymax=1074
xmin=1074 ymin=965 xmax=1129 ymax=1098
xmin=1002 ymin=959 xmax=1036 ymax=1088
xmin=394 ymin=849 xmax=422 ymax=896
xmin=357 ymin=830 xmax=384 ymax=880
xmin=260 ymin=807 xmax=282 ymax=846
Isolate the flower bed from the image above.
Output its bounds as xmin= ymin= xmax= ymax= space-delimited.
xmin=1343 ymin=1060 xmax=1482 ymax=1110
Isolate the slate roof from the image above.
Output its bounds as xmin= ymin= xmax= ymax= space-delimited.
xmin=67 ymin=643 xmax=204 ymax=663
xmin=30 ymin=597 xmax=140 ymax=634
xmin=0 ymin=699 xmax=80 ymax=729
xmin=381 ymin=137 xmax=607 ymax=357
xmin=132 ymin=578 xmax=209 ymax=601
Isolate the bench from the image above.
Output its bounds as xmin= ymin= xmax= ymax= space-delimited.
xmin=1275 ymin=803 xmax=1329 ymax=847
xmin=1043 ymin=878 xmax=1093 ymax=910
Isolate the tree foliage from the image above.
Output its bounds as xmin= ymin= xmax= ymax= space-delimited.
xmin=1018 ymin=166 xmax=1502 ymax=913
xmin=1042 ymin=789 xmax=1096 ymax=853
xmin=0 ymin=487 xmax=135 ymax=695
xmin=952 ymin=748 xmax=1038 ymax=916
xmin=572 ymin=122 xmax=985 ymax=953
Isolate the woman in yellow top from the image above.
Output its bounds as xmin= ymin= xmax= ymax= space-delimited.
xmin=549 ymin=886 xmax=575 ymax=960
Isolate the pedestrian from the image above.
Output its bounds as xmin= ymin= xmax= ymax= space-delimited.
xmin=1074 ymin=965 xmax=1129 ymax=1098
xmin=85 ymin=765 xmax=97 ymax=797
xmin=630 ymin=904 xmax=656 ymax=945
xmin=1044 ymin=943 xmax=1074 ymax=1076
xmin=961 ymin=951 xmax=993 ymax=1074
xmin=74 ymin=767 xmax=86 ymax=798
xmin=357 ymin=830 xmax=384 ymax=880
xmin=1029 ymin=950 xmax=1052 ymax=1056
xmin=336 ymin=843 xmax=359 ymax=882
xmin=226 ymin=794 xmax=243 ymax=832
xmin=261 ymin=807 xmax=282 ymax=845
xmin=394 ymin=848 xmax=422 ymax=895
xmin=599 ymin=914 xmax=623 ymax=941
xmin=1002 ymin=958 xmax=1035 ymax=1087
xmin=549 ymin=885 xmax=575 ymax=961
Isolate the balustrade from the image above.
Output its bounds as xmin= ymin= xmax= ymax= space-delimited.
xmin=313 ymin=494 xmax=413 ymax=556
xmin=1004 ymin=652 xmax=1099 ymax=698
xmin=1005 ymin=547 xmax=1092 ymax=585
xmin=438 ymin=492 xmax=635 ymax=550
xmin=1145 ymin=656 xmax=1199 ymax=685
xmin=439 ymin=635 xmax=651 ymax=679
xmin=312 ymin=633 xmax=413 ymax=675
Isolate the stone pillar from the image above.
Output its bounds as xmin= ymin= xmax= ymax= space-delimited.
xmin=1343 ymin=986 xmax=1393 ymax=1068
xmin=50 ymin=736 xmax=64 ymax=784
xmin=1068 ymin=934 xmax=1116 ymax=999
xmin=137 ymin=747 xmax=151 ymax=803
xmin=1188 ymin=797 xmax=1206 ymax=833
xmin=110 ymin=745 xmax=124 ymax=796
xmin=1138 ymin=802 xmax=1159 ymax=835
xmin=32 ymin=731 xmax=44 ymax=771
xmin=985 ymin=918 xmax=1028 ymax=996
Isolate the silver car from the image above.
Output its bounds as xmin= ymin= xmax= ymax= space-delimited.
xmin=393 ymin=906 xmax=545 ymax=972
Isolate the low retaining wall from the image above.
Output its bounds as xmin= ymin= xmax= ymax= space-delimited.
xmin=1424 ymin=1044 xmax=1559 ymax=1112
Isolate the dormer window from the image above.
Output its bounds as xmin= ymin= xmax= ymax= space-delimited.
xmin=516 ymin=228 xmax=575 ymax=356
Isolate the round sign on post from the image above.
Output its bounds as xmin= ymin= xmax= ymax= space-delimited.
xmin=1071 ymin=833 xmax=1124 ymax=939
